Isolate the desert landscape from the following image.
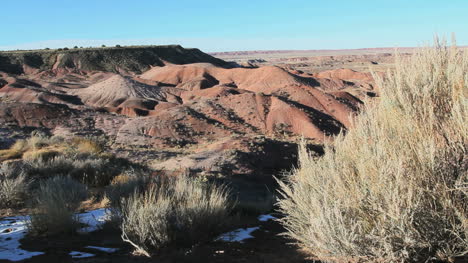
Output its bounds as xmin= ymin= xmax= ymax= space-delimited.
xmin=0 ymin=44 xmax=382 ymax=262
xmin=0 ymin=45 xmax=384 ymax=185
xmin=1 ymin=1 xmax=467 ymax=263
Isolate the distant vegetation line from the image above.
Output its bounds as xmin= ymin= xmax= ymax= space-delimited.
xmin=0 ymin=44 xmax=198 ymax=54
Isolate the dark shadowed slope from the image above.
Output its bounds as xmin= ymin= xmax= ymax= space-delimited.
xmin=0 ymin=45 xmax=230 ymax=75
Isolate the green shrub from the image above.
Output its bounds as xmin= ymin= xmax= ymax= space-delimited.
xmin=28 ymin=177 xmax=87 ymax=236
xmin=277 ymin=40 xmax=467 ymax=262
xmin=119 ymin=175 xmax=232 ymax=256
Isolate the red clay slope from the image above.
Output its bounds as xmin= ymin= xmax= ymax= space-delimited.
xmin=0 ymin=62 xmax=373 ymax=147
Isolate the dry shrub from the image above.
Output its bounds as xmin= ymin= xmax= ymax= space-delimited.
xmin=67 ymin=157 xmax=112 ymax=186
xmin=28 ymin=176 xmax=87 ymax=236
xmin=72 ymin=137 xmax=104 ymax=154
xmin=24 ymin=155 xmax=75 ymax=178
xmin=0 ymin=163 xmax=30 ymax=208
xmin=26 ymin=135 xmax=51 ymax=149
xmin=105 ymin=171 xmax=150 ymax=220
xmin=23 ymin=153 xmax=130 ymax=187
xmin=119 ymin=175 xmax=232 ymax=256
xmin=278 ymin=39 xmax=467 ymax=262
xmin=22 ymin=149 xmax=60 ymax=161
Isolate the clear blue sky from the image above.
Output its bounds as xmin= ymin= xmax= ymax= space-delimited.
xmin=1 ymin=0 xmax=466 ymax=52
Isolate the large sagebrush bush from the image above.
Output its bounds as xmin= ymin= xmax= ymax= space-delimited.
xmin=28 ymin=176 xmax=87 ymax=236
xmin=278 ymin=40 xmax=467 ymax=262
xmin=119 ymin=175 xmax=232 ymax=256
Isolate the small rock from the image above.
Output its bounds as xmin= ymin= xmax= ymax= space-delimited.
xmin=2 ymin=228 xmax=13 ymax=233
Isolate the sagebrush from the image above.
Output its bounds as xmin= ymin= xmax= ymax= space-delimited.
xmin=28 ymin=176 xmax=87 ymax=236
xmin=0 ymin=163 xmax=30 ymax=208
xmin=105 ymin=170 xmax=150 ymax=223
xmin=278 ymin=40 xmax=467 ymax=262
xmin=119 ymin=175 xmax=232 ymax=256
xmin=0 ymin=134 xmax=131 ymax=187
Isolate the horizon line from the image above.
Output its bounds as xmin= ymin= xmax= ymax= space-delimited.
xmin=2 ymin=36 xmax=465 ymax=53
xmin=2 ymin=44 xmax=467 ymax=54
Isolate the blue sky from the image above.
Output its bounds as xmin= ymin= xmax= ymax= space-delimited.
xmin=1 ymin=0 xmax=466 ymax=52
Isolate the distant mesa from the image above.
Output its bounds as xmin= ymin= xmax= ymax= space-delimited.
xmin=0 ymin=45 xmax=229 ymax=75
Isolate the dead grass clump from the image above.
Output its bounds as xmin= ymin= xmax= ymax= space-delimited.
xmin=111 ymin=174 xmax=133 ymax=185
xmin=28 ymin=176 xmax=87 ymax=236
xmin=0 ymin=149 xmax=23 ymax=161
xmin=119 ymin=175 xmax=232 ymax=256
xmin=0 ymin=140 xmax=27 ymax=161
xmin=0 ymin=134 xmax=59 ymax=161
xmin=0 ymin=135 xmax=103 ymax=163
xmin=278 ymin=39 xmax=467 ymax=262
xmin=71 ymin=137 xmax=104 ymax=155
xmin=10 ymin=140 xmax=29 ymax=153
xmin=0 ymin=163 xmax=30 ymax=208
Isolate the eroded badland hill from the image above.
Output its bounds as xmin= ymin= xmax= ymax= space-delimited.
xmin=0 ymin=46 xmax=385 ymax=195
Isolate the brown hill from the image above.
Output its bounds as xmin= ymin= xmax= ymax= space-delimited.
xmin=140 ymin=64 xmax=314 ymax=92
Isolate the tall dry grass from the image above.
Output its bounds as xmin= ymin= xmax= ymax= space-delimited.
xmin=277 ymin=39 xmax=467 ymax=262
xmin=0 ymin=134 xmax=105 ymax=163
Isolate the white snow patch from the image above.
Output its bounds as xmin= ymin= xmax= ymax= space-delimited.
xmin=69 ymin=251 xmax=95 ymax=258
xmin=0 ymin=208 xmax=111 ymax=261
xmin=85 ymin=246 xmax=119 ymax=253
xmin=216 ymin=227 xmax=260 ymax=243
xmin=258 ymin=214 xmax=277 ymax=222
xmin=77 ymin=208 xmax=111 ymax=233
xmin=0 ymin=216 xmax=44 ymax=261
